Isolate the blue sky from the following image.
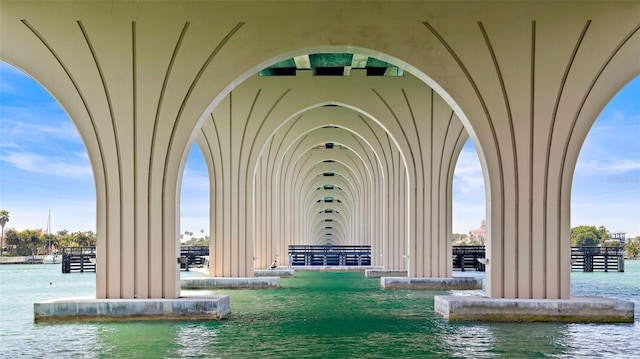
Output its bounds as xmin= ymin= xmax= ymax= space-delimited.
xmin=1 ymin=61 xmax=638 ymax=238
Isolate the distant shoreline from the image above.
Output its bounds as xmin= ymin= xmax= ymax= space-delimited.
xmin=0 ymin=255 xmax=51 ymax=265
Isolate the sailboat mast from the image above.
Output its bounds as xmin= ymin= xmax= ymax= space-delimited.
xmin=47 ymin=210 xmax=51 ymax=254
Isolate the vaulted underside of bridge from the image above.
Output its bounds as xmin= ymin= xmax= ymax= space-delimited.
xmin=1 ymin=1 xmax=638 ymax=301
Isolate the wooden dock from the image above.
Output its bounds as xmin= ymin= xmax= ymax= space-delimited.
xmin=287 ymin=245 xmax=486 ymax=270
xmin=59 ymin=244 xmax=624 ymax=273
xmin=180 ymin=246 xmax=209 ymax=270
xmin=61 ymin=246 xmax=96 ymax=273
xmin=61 ymin=245 xmax=211 ymax=273
xmin=571 ymin=246 xmax=625 ymax=272
xmin=288 ymin=245 xmax=372 ymax=266
xmin=452 ymin=245 xmax=486 ymax=272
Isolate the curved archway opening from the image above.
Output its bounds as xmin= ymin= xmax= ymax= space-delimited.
xmin=179 ymin=143 xmax=209 ymax=245
xmin=249 ymin=100 xmax=401 ymax=270
xmin=452 ymin=139 xmax=486 ymax=246
xmin=0 ymin=61 xmax=96 ymax=259
xmin=571 ymin=74 xmax=640 ymax=259
xmin=196 ymin=48 xmax=477 ymax=276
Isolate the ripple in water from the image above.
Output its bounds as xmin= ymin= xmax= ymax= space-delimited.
xmin=1 ymin=263 xmax=639 ymax=358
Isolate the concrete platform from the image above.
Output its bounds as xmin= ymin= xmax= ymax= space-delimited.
xmin=34 ymin=296 xmax=230 ymax=323
xmin=365 ymin=269 xmax=408 ymax=278
xmin=294 ymin=266 xmax=383 ymax=272
xmin=434 ymin=295 xmax=635 ymax=323
xmin=181 ymin=277 xmax=280 ymax=289
xmin=381 ymin=277 xmax=482 ymax=290
xmin=254 ymin=269 xmax=295 ymax=278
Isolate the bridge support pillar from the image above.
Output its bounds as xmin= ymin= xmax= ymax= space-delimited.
xmin=181 ymin=277 xmax=280 ymax=289
xmin=381 ymin=277 xmax=482 ymax=290
xmin=434 ymin=296 xmax=634 ymax=323
xmin=34 ymin=296 xmax=230 ymax=323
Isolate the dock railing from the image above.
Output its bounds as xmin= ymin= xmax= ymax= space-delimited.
xmin=61 ymin=246 xmax=96 ymax=273
xmin=571 ymin=246 xmax=625 ymax=272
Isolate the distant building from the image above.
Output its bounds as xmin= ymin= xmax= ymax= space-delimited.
xmin=469 ymin=220 xmax=486 ymax=244
xmin=609 ymin=232 xmax=626 ymax=246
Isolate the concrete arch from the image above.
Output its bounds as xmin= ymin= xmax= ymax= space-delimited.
xmin=200 ymin=71 xmax=467 ymax=278
xmin=293 ymin=159 xmax=365 ymax=239
xmin=3 ymin=1 xmax=637 ymax=300
xmin=255 ymin=107 xmax=393 ymax=263
xmin=253 ymin=107 xmax=400 ymax=268
xmin=256 ymin=151 xmax=371 ymax=268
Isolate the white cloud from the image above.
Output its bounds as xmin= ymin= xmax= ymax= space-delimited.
xmin=577 ymin=158 xmax=640 ymax=175
xmin=0 ymin=113 xmax=79 ymax=140
xmin=576 ymin=105 xmax=640 ymax=177
xmin=181 ymin=167 xmax=210 ymax=191
xmin=452 ymin=143 xmax=487 ymax=233
xmin=0 ymin=137 xmax=19 ymax=149
xmin=453 ymin=146 xmax=485 ymax=195
xmin=1 ymin=150 xmax=92 ymax=177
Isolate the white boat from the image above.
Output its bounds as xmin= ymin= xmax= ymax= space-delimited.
xmin=43 ymin=251 xmax=60 ymax=264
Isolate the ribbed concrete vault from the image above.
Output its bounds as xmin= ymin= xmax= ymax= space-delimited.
xmin=198 ymin=72 xmax=467 ymax=278
xmin=2 ymin=1 xmax=638 ymax=301
xmin=252 ymin=106 xmax=397 ymax=267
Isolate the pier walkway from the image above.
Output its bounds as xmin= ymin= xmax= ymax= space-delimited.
xmin=61 ymin=246 xmax=96 ymax=273
xmin=288 ymin=245 xmax=371 ymax=266
xmin=59 ymin=245 xmax=625 ymax=273
xmin=571 ymin=246 xmax=625 ymax=272
xmin=60 ymin=245 xmax=211 ymax=273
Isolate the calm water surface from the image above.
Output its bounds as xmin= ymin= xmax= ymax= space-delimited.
xmin=1 ymin=262 xmax=638 ymax=358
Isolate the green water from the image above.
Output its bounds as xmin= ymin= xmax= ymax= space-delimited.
xmin=1 ymin=263 xmax=639 ymax=358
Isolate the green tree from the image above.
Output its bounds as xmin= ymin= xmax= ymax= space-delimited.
xmin=570 ymin=225 xmax=602 ymax=247
xmin=184 ymin=234 xmax=209 ymax=246
xmin=0 ymin=210 xmax=9 ymax=251
xmin=72 ymin=231 xmax=96 ymax=247
xmin=15 ymin=229 xmax=43 ymax=255
xmin=56 ymin=230 xmax=74 ymax=247
xmin=4 ymin=228 xmax=19 ymax=255
xmin=597 ymin=226 xmax=609 ymax=242
xmin=452 ymin=233 xmax=469 ymax=245
xmin=626 ymin=236 xmax=640 ymax=258
xmin=602 ymin=240 xmax=622 ymax=248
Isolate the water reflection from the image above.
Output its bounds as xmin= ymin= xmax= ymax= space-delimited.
xmin=173 ymin=323 xmax=221 ymax=358
xmin=437 ymin=324 xmax=497 ymax=358
xmin=490 ymin=322 xmax=567 ymax=357
xmin=1 ymin=264 xmax=639 ymax=358
xmin=11 ymin=323 xmax=101 ymax=358
xmin=551 ymin=323 xmax=638 ymax=358
xmin=96 ymin=322 xmax=181 ymax=357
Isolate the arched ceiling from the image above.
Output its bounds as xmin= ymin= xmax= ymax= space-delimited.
xmin=254 ymin=100 xmax=396 ymax=247
xmin=260 ymin=53 xmax=404 ymax=77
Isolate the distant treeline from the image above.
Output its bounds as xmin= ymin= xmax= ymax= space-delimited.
xmin=569 ymin=225 xmax=640 ymax=257
xmin=453 ymin=224 xmax=639 ymax=258
xmin=1 ymin=228 xmax=96 ymax=256
xmin=181 ymin=231 xmax=209 ymax=247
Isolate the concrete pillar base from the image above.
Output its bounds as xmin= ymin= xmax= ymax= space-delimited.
xmin=34 ymin=296 xmax=230 ymax=323
xmin=181 ymin=277 xmax=280 ymax=289
xmin=294 ymin=266 xmax=383 ymax=272
xmin=381 ymin=277 xmax=482 ymax=290
xmin=254 ymin=269 xmax=295 ymax=277
xmin=365 ymin=269 xmax=408 ymax=278
xmin=434 ymin=295 xmax=635 ymax=323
